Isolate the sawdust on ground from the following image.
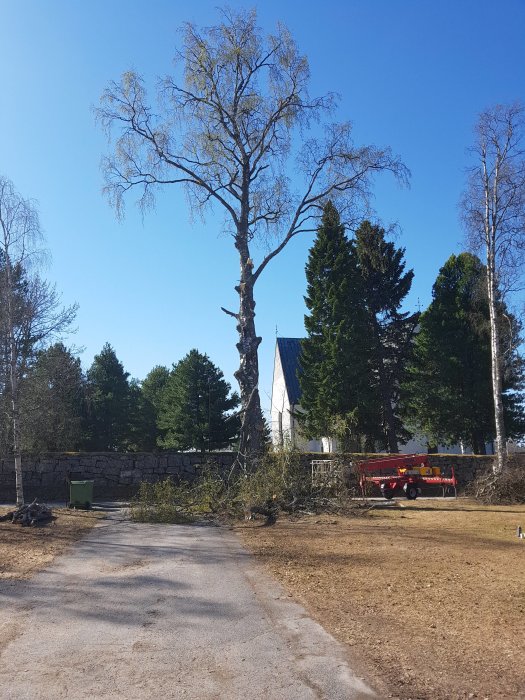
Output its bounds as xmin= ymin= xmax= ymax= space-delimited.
xmin=236 ymin=499 xmax=525 ymax=700
xmin=0 ymin=506 xmax=103 ymax=580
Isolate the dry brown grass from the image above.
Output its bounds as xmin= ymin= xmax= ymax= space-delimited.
xmin=237 ymin=498 xmax=525 ymax=700
xmin=0 ymin=506 xmax=103 ymax=580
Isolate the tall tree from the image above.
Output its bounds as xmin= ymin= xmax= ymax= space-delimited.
xmin=403 ymin=253 xmax=525 ymax=453
xmin=142 ymin=365 xmax=170 ymax=408
xmin=0 ymin=177 xmax=77 ymax=504
xmin=158 ymin=349 xmax=239 ymax=452
xmin=299 ymin=202 xmax=375 ymax=450
xmin=97 ymin=8 xmax=408 ymax=469
xmin=126 ymin=378 xmax=158 ymax=452
xmin=21 ymin=343 xmax=86 ymax=452
xmin=354 ymin=221 xmax=419 ymax=452
xmin=140 ymin=365 xmax=171 ymax=447
xmin=461 ymin=102 xmax=525 ymax=473
xmin=0 ymin=259 xmax=27 ymax=457
xmin=85 ymin=343 xmax=133 ymax=451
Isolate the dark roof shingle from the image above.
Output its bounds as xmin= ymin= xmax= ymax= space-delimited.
xmin=276 ymin=337 xmax=302 ymax=406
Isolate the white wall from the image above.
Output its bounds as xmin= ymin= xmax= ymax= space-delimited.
xmin=270 ymin=345 xmax=293 ymax=445
xmin=270 ymin=345 xmax=322 ymax=451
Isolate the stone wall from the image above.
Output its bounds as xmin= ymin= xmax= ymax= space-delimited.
xmin=0 ymin=452 xmax=237 ymax=502
xmin=0 ymin=450 xmax=522 ymax=503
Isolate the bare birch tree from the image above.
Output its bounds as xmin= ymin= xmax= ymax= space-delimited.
xmin=0 ymin=176 xmax=77 ymax=504
xmin=461 ymin=102 xmax=525 ymax=474
xmin=97 ymin=8 xmax=408 ymax=468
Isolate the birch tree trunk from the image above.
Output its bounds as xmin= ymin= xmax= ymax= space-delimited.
xmin=462 ymin=104 xmax=525 ymax=475
xmin=234 ymin=188 xmax=263 ymax=467
xmin=234 ymin=266 xmax=263 ymax=465
xmin=483 ymin=146 xmax=507 ymax=475
xmin=0 ymin=176 xmax=76 ymax=502
xmin=6 ymin=259 xmax=24 ymax=505
xmin=486 ymin=247 xmax=506 ymax=474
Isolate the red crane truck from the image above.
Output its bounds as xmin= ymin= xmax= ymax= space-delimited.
xmin=358 ymin=453 xmax=457 ymax=500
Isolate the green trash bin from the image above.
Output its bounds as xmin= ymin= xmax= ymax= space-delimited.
xmin=69 ymin=480 xmax=94 ymax=509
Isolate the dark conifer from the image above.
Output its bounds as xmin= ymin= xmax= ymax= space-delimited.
xmin=403 ymin=253 xmax=525 ymax=452
xmin=354 ymin=221 xmax=419 ymax=451
xmin=85 ymin=343 xmax=133 ymax=451
xmin=299 ymin=202 xmax=374 ymax=449
xmin=158 ymin=349 xmax=239 ymax=452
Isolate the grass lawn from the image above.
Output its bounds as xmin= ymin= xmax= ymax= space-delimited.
xmin=237 ymin=498 xmax=525 ymax=699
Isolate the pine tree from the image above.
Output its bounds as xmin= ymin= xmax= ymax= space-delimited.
xmin=403 ymin=253 xmax=525 ymax=452
xmin=158 ymin=350 xmax=240 ymax=452
xmin=354 ymin=221 xmax=419 ymax=451
xmin=299 ymin=202 xmax=375 ymax=449
xmin=85 ymin=343 xmax=133 ymax=451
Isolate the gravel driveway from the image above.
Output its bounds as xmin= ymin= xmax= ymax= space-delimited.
xmin=0 ymin=516 xmax=374 ymax=699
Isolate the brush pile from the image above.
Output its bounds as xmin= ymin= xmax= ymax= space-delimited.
xmin=0 ymin=499 xmax=55 ymax=526
xmin=470 ymin=462 xmax=525 ymax=504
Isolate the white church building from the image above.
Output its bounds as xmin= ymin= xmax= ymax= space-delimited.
xmin=270 ymin=337 xmax=483 ymax=455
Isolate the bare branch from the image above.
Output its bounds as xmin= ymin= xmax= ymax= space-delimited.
xmin=221 ymin=306 xmax=239 ymax=320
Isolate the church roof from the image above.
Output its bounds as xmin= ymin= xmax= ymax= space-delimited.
xmin=276 ymin=337 xmax=303 ymax=406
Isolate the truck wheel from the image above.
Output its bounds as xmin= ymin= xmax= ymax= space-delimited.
xmin=405 ymin=485 xmax=418 ymax=500
xmin=382 ymin=488 xmax=394 ymax=500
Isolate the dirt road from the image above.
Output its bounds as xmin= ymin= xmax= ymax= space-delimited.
xmin=0 ymin=516 xmax=374 ymax=699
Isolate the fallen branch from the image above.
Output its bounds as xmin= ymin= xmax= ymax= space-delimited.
xmin=0 ymin=499 xmax=55 ymax=526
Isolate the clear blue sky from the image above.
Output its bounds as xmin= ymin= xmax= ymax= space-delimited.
xmin=1 ymin=0 xmax=524 ymax=418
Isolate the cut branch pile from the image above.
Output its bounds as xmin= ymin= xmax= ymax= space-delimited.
xmin=0 ymin=499 xmax=55 ymax=526
xmin=471 ymin=464 xmax=525 ymax=504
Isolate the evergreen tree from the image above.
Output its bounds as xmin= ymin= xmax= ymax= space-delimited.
xmin=355 ymin=221 xmax=419 ymax=451
xmin=20 ymin=343 xmax=86 ymax=452
xmin=158 ymin=350 xmax=239 ymax=452
xmin=142 ymin=365 xmax=170 ymax=408
xmin=85 ymin=343 xmax=133 ymax=451
xmin=403 ymin=253 xmax=525 ymax=452
xmin=125 ymin=378 xmax=159 ymax=452
xmin=299 ymin=202 xmax=375 ymax=449
xmin=140 ymin=365 xmax=170 ymax=447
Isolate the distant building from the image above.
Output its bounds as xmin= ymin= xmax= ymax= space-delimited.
xmin=270 ymin=337 xmax=487 ymax=455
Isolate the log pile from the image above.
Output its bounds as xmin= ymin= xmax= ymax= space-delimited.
xmin=0 ymin=499 xmax=55 ymax=526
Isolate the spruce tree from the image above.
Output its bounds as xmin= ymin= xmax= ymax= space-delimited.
xmin=299 ymin=202 xmax=375 ymax=449
xmin=354 ymin=221 xmax=419 ymax=451
xmin=403 ymin=253 xmax=525 ymax=452
xmin=139 ymin=365 xmax=171 ymax=448
xmin=126 ymin=378 xmax=158 ymax=452
xmin=158 ymin=350 xmax=240 ymax=452
xmin=85 ymin=343 xmax=133 ymax=451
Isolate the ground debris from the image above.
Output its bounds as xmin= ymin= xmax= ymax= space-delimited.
xmin=0 ymin=499 xmax=55 ymax=526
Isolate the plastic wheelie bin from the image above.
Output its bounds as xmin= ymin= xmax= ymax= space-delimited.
xmin=68 ymin=480 xmax=94 ymax=509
